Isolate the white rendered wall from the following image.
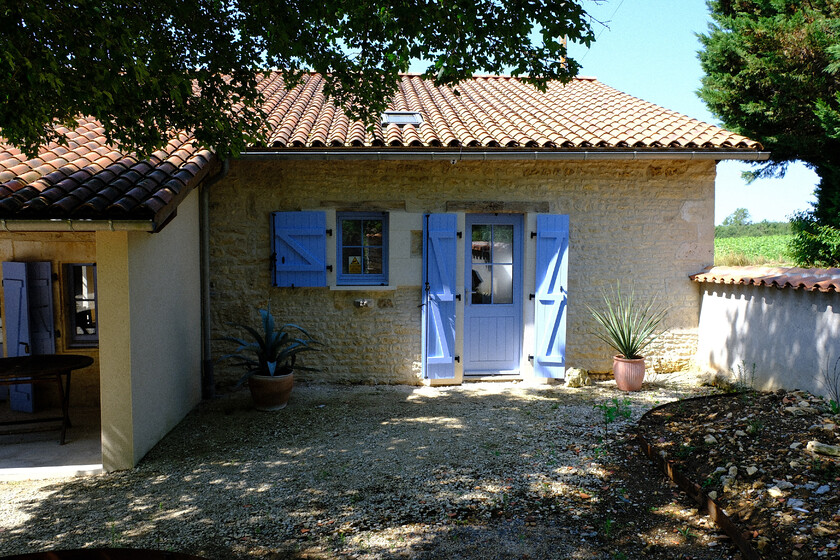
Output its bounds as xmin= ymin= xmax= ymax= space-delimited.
xmin=697 ymin=283 xmax=840 ymax=398
xmin=97 ymin=190 xmax=202 ymax=471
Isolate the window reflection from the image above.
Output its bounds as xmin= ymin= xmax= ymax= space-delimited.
xmin=69 ymin=264 xmax=97 ymax=345
xmin=470 ymin=223 xmax=514 ymax=305
xmin=493 ymin=265 xmax=513 ymax=304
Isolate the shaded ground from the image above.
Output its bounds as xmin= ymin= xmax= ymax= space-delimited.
xmin=1 ymin=380 xmax=739 ymax=559
xmin=639 ymin=390 xmax=840 ymax=559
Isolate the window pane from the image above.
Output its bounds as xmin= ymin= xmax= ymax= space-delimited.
xmin=471 ymin=224 xmax=491 ymax=263
xmin=342 ymin=219 xmax=362 ymax=246
xmin=73 ymin=266 xmax=85 ymax=297
xmin=70 ymin=264 xmax=98 ymax=342
xmin=493 ymin=265 xmax=513 ymax=304
xmin=75 ymin=300 xmax=96 ymax=334
xmin=494 ymin=225 xmax=513 ymax=264
xmin=471 ymin=265 xmax=492 ymax=304
xmin=343 ymin=247 xmax=363 ymax=274
xmin=364 ymin=219 xmax=383 ymax=246
xmin=365 ymin=247 xmax=383 ymax=275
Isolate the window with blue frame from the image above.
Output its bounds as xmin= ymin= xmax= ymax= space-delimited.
xmin=337 ymin=212 xmax=388 ymax=285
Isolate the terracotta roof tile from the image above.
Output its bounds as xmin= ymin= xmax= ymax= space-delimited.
xmin=0 ymin=72 xmax=760 ymax=222
xmin=246 ymin=73 xmax=761 ymax=151
xmin=0 ymin=121 xmax=214 ymax=222
xmin=691 ymin=266 xmax=840 ymax=293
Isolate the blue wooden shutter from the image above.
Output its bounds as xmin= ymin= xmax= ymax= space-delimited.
xmin=27 ymin=262 xmax=56 ymax=355
xmin=422 ymin=214 xmax=457 ymax=379
xmin=3 ymin=262 xmax=34 ymax=411
xmin=534 ymin=215 xmax=569 ymax=378
xmin=271 ymin=211 xmax=327 ymax=287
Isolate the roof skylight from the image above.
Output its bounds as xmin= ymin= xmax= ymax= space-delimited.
xmin=381 ymin=111 xmax=423 ymax=126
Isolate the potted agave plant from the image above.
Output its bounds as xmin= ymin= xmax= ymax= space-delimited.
xmin=221 ymin=307 xmax=320 ymax=410
xmin=588 ymin=286 xmax=667 ymax=392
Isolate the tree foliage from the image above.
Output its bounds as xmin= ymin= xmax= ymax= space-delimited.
xmin=698 ymin=1 xmax=840 ymax=265
xmin=715 ymin=219 xmax=790 ymax=238
xmin=788 ymin=211 xmax=840 ymax=267
xmin=721 ymin=207 xmax=752 ymax=227
xmin=0 ymin=0 xmax=598 ymax=159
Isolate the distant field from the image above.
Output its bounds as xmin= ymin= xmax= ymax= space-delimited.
xmin=714 ymin=234 xmax=793 ymax=266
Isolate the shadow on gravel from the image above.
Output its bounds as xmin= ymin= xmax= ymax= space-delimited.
xmin=1 ymin=381 xmax=736 ymax=559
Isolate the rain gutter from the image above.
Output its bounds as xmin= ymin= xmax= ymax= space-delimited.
xmin=0 ymin=219 xmax=154 ymax=232
xmin=239 ymin=149 xmax=770 ymax=162
xmin=199 ymin=158 xmax=230 ymax=400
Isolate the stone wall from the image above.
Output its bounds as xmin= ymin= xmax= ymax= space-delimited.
xmin=697 ymin=283 xmax=840 ymax=398
xmin=0 ymin=231 xmax=99 ymax=406
xmin=209 ymin=158 xmax=715 ymax=385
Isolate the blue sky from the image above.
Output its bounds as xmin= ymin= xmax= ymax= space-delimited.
xmin=564 ymin=0 xmax=818 ymax=224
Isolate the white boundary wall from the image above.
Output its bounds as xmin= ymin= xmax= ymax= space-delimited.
xmin=697 ymin=282 xmax=840 ymax=398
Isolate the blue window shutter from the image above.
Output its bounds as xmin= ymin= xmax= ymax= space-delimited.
xmin=27 ymin=262 xmax=55 ymax=355
xmin=2 ymin=261 xmax=55 ymax=411
xmin=534 ymin=215 xmax=569 ymax=379
xmin=422 ymin=214 xmax=457 ymax=379
xmin=272 ymin=211 xmax=327 ymax=287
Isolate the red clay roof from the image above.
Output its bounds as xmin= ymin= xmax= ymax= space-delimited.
xmin=256 ymin=74 xmax=762 ymax=150
xmin=691 ymin=266 xmax=840 ymax=293
xmin=0 ymin=118 xmax=214 ymax=224
xmin=0 ymin=74 xmax=762 ymax=223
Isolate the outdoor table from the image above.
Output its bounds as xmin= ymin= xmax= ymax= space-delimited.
xmin=0 ymin=354 xmax=94 ymax=445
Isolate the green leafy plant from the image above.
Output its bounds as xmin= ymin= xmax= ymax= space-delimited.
xmin=588 ymin=286 xmax=667 ymax=359
xmin=594 ymin=397 xmax=632 ymax=437
xmin=746 ymin=419 xmax=764 ymax=436
xmin=221 ymin=306 xmax=320 ymax=385
xmin=678 ymin=526 xmax=697 ymax=539
xmin=674 ymin=444 xmax=697 ymax=459
xmin=820 ymin=356 xmax=840 ymax=415
xmin=728 ymin=361 xmax=756 ymax=393
xmin=602 ymin=518 xmax=616 ymax=539
xmin=594 ymin=398 xmax=632 ymax=425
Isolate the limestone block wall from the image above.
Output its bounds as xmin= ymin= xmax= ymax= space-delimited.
xmin=209 ymin=158 xmax=715 ymax=385
xmin=0 ymin=232 xmax=99 ymax=406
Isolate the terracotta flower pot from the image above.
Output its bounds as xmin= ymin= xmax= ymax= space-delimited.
xmin=613 ymin=355 xmax=645 ymax=391
xmin=248 ymin=372 xmax=294 ymax=410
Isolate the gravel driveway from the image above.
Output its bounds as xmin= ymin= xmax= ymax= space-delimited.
xmin=1 ymin=377 xmax=713 ymax=559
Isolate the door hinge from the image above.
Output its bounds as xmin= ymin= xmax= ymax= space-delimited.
xmin=454 ymin=356 xmax=460 ymax=363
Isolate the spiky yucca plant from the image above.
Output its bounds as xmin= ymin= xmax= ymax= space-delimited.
xmin=221 ymin=307 xmax=320 ymax=386
xmin=587 ymin=286 xmax=667 ymax=360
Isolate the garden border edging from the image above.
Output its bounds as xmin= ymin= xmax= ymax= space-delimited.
xmin=636 ymin=393 xmax=762 ymax=560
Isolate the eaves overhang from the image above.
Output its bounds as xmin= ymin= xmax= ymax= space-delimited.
xmin=238 ymin=148 xmax=770 ymax=162
xmin=0 ymin=219 xmax=155 ymax=233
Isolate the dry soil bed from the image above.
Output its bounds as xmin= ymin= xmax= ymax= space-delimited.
xmin=638 ymin=390 xmax=840 ymax=559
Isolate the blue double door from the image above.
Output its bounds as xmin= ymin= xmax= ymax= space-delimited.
xmin=463 ymin=214 xmax=523 ymax=375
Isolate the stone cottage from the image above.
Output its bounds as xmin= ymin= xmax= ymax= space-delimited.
xmin=207 ymin=73 xmax=766 ymax=386
xmin=0 ymin=73 xmax=765 ymax=469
